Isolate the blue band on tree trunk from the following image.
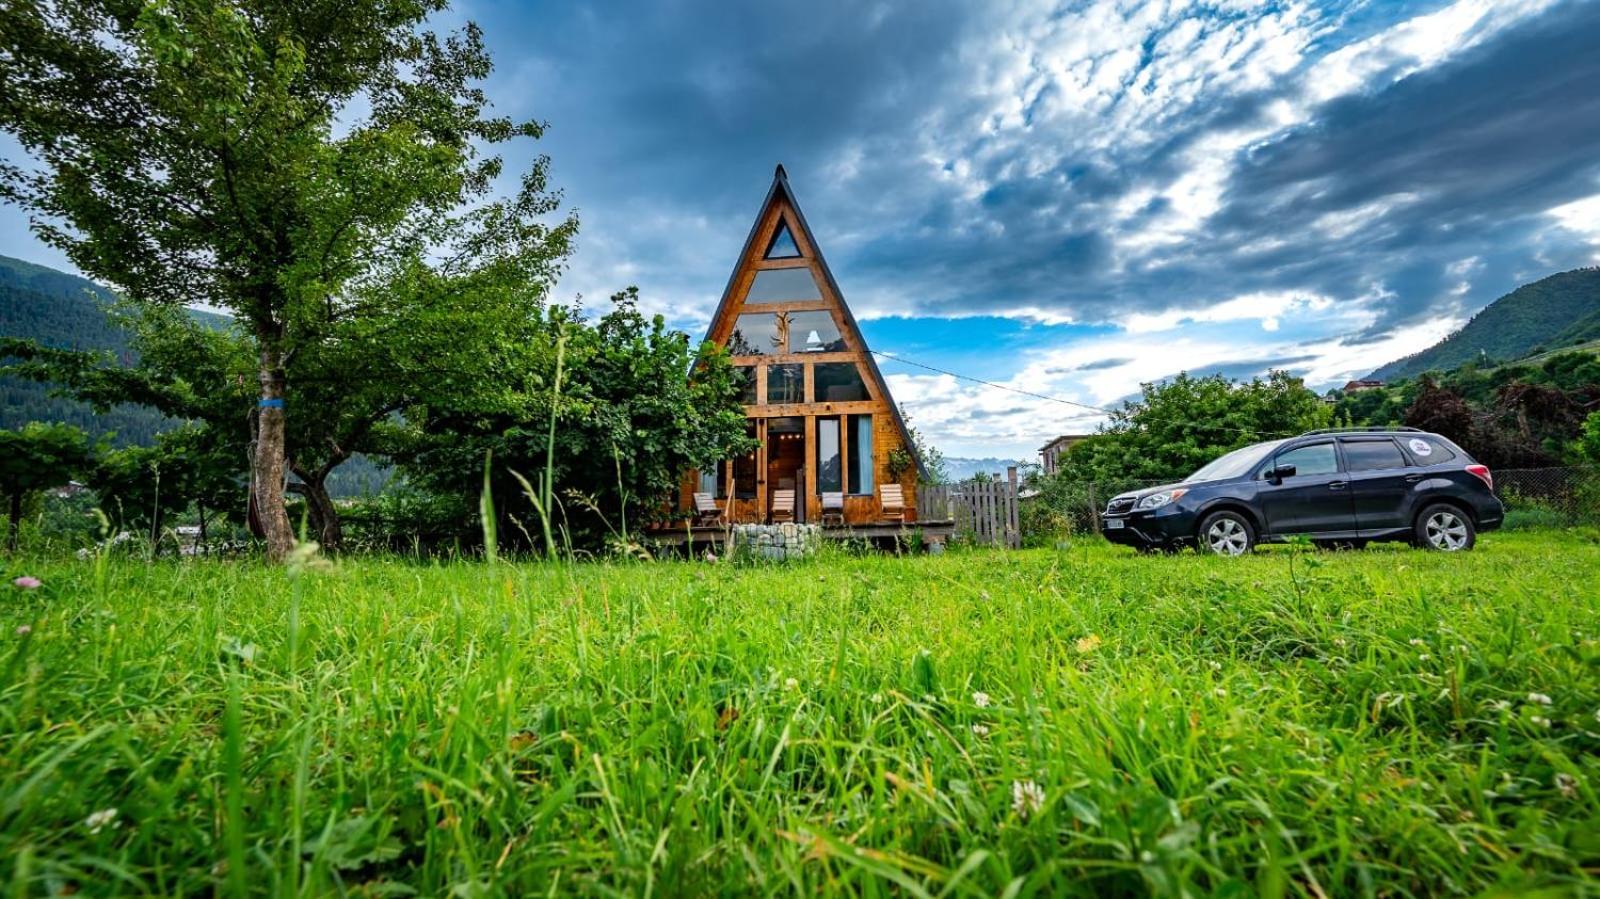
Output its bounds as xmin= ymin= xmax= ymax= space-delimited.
xmin=258 ymin=397 xmax=285 ymax=409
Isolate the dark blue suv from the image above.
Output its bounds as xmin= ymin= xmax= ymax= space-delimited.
xmin=1101 ymin=428 xmax=1504 ymax=555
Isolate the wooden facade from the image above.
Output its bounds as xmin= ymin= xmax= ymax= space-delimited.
xmin=679 ymin=165 xmax=927 ymax=526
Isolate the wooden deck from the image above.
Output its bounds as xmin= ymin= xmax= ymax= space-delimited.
xmin=646 ymin=519 xmax=956 ymax=552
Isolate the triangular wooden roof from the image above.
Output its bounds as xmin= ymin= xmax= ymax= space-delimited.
xmin=705 ymin=164 xmax=926 ymax=479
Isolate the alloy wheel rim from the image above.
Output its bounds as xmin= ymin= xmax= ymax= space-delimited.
xmin=1206 ymin=519 xmax=1247 ymax=555
xmin=1425 ymin=511 xmax=1468 ymax=550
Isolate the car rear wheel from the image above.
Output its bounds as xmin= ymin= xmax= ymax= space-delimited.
xmin=1415 ymin=504 xmax=1475 ymax=552
xmin=1198 ymin=511 xmax=1255 ymax=557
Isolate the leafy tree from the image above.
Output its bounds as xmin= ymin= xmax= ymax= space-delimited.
xmin=0 ymin=0 xmax=573 ymax=560
xmin=1403 ymin=376 xmax=1475 ymax=449
xmin=1059 ymin=371 xmax=1331 ymax=485
xmin=1580 ymin=411 xmax=1600 ymax=465
xmin=0 ymin=422 xmax=97 ymax=552
xmin=396 ymin=293 xmax=755 ymax=552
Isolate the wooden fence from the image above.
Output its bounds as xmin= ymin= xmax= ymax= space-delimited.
xmin=921 ymin=467 xmax=1021 ymax=548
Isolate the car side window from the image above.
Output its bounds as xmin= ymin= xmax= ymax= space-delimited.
xmin=1264 ymin=442 xmax=1338 ymax=478
xmin=1342 ymin=439 xmax=1407 ymax=471
xmin=1403 ymin=435 xmax=1457 ymax=463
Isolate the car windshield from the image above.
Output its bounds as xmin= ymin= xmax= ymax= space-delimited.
xmin=1183 ymin=440 xmax=1281 ymax=483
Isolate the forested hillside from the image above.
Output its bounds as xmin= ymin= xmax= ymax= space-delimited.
xmin=0 ymin=254 xmax=176 ymax=444
xmin=1370 ymin=268 xmax=1600 ymax=380
xmin=0 ymin=255 xmax=390 ymax=495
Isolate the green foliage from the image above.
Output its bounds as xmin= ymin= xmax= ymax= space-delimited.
xmin=0 ymin=421 xmax=97 ymax=550
xmin=3 ymin=534 xmax=1600 ymax=893
xmin=396 ymin=292 xmax=756 ymax=552
xmin=1580 ymin=412 xmax=1600 ymax=465
xmin=1371 ymin=267 xmax=1600 ymax=380
xmin=1059 ymin=370 xmax=1330 ymax=484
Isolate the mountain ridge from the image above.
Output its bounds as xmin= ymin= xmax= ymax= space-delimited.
xmin=1368 ymin=267 xmax=1600 ymax=381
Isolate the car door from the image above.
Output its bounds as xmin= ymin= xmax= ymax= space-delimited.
xmin=1340 ymin=437 xmax=1415 ymax=535
xmin=1255 ymin=441 xmax=1356 ymax=535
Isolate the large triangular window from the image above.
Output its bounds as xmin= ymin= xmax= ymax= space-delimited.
xmin=765 ymin=221 xmax=801 ymax=259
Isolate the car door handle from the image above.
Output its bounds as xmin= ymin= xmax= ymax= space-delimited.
xmin=1327 ymin=481 xmax=1347 ymax=490
xmin=1404 ymin=474 xmax=1422 ymax=483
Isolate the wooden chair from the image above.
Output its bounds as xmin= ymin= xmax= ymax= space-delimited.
xmin=771 ymin=489 xmax=796 ymax=523
xmin=878 ymin=484 xmax=906 ymax=522
xmin=692 ymin=492 xmax=725 ymax=528
xmin=820 ymin=491 xmax=845 ymax=527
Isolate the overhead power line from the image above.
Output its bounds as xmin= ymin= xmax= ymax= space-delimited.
xmin=868 ymin=349 xmax=1112 ymax=416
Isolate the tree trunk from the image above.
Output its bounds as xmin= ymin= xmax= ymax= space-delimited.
xmin=6 ymin=490 xmax=20 ymax=554
xmin=289 ymin=470 xmax=344 ymax=551
xmin=254 ymin=346 xmax=295 ymax=562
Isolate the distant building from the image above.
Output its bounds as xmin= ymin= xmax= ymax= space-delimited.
xmin=1342 ymin=379 xmax=1385 ymax=392
xmin=1038 ymin=434 xmax=1090 ymax=475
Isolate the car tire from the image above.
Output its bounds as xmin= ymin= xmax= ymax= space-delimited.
xmin=1414 ymin=503 xmax=1475 ymax=552
xmin=1197 ymin=510 xmax=1255 ymax=557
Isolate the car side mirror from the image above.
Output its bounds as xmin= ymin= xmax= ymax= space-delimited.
xmin=1268 ymin=463 xmax=1296 ymax=482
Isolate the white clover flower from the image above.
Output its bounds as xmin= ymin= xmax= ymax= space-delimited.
xmin=15 ymin=625 xmax=31 ymax=636
xmin=1012 ymin=780 xmax=1045 ymax=818
xmin=1531 ymin=716 xmax=1553 ymax=728
xmin=1528 ymin=692 xmax=1553 ymax=706
xmin=1333 ymin=638 xmax=1347 ymax=648
xmin=1418 ymin=654 xmax=1431 ymax=662
xmin=1555 ymin=773 xmax=1578 ymax=799
xmin=783 ymin=677 xmax=799 ymax=690
xmin=870 ymin=693 xmax=884 ymax=704
xmin=1409 ymin=638 xmax=1425 ymax=646
xmin=971 ymin=724 xmax=989 ymax=737
xmin=84 ymin=808 xmax=119 ymax=834
xmin=1207 ymin=661 xmax=1223 ymax=671
xmin=972 ymin=691 xmax=992 ymax=709
xmin=1214 ymin=688 xmax=1228 ymax=697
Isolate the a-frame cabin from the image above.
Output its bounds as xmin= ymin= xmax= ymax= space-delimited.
xmin=681 ymin=165 xmax=928 ymax=527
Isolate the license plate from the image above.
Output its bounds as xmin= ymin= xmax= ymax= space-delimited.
xmin=1105 ymin=519 xmax=1125 ymax=529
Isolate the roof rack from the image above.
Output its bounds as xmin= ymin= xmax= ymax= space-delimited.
xmin=1300 ymin=426 xmax=1422 ymax=436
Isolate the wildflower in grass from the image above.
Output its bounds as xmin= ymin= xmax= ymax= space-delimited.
xmin=15 ymin=625 xmax=30 ymax=636
xmin=1409 ymin=638 xmax=1425 ymax=646
xmin=1418 ymin=654 xmax=1431 ymax=661
xmin=12 ymin=576 xmax=41 ymax=590
xmin=1487 ymin=699 xmax=1512 ymax=712
xmin=1075 ymin=634 xmax=1101 ymax=653
xmin=1333 ymin=637 xmax=1347 ymax=648
xmin=1012 ymin=779 xmax=1045 ymax=818
xmin=1531 ymin=716 xmax=1552 ymax=728
xmin=1528 ymin=692 xmax=1552 ymax=706
xmin=84 ymin=808 xmax=119 ymax=834
xmin=703 ymin=550 xmax=718 ymax=562
xmin=972 ymin=691 xmax=992 ymax=708
xmin=870 ymin=693 xmax=884 ymax=704
xmin=1207 ymin=661 xmax=1222 ymax=671
xmin=971 ymin=724 xmax=989 ymax=737
xmin=1555 ymin=773 xmax=1577 ymax=798
xmin=1214 ymin=688 xmax=1228 ymax=697
xmin=784 ymin=677 xmax=799 ymax=690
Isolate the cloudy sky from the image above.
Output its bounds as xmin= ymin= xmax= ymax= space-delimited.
xmin=6 ymin=0 xmax=1600 ymax=459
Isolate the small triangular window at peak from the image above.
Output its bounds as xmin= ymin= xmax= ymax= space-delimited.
xmin=765 ymin=222 xmax=801 ymax=259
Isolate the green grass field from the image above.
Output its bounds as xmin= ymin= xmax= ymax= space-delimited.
xmin=3 ymin=532 xmax=1599 ymax=896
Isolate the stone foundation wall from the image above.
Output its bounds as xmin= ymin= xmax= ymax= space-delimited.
xmin=731 ymin=523 xmax=822 ymax=561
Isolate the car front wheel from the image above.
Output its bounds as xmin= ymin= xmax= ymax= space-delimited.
xmin=1198 ymin=511 xmax=1255 ymax=557
xmin=1415 ymin=503 xmax=1476 ymax=551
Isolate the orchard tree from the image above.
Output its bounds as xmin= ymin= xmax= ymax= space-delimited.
xmin=0 ymin=0 xmax=574 ymax=560
xmin=0 ymin=422 xmax=97 ymax=552
xmin=397 ymin=292 xmax=757 ymax=552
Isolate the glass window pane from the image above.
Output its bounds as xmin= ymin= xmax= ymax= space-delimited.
xmin=1404 ymin=435 xmax=1456 ymax=463
xmin=729 ymin=313 xmax=781 ymax=355
xmin=746 ymin=267 xmax=820 ymax=304
xmin=1266 ymin=442 xmax=1337 ymax=478
xmin=766 ymin=223 xmax=801 ymax=258
xmin=1343 ymin=439 xmax=1407 ymax=471
xmin=733 ymin=423 xmax=757 ymax=499
xmin=787 ymin=310 xmax=845 ymax=353
xmin=817 ymin=417 xmax=841 ymax=493
xmin=849 ymin=414 xmax=873 ymax=494
xmin=734 ymin=365 xmax=757 ymax=404
xmin=697 ymin=467 xmax=722 ymax=498
xmin=766 ymin=364 xmax=804 ymax=405
xmin=814 ymin=362 xmax=869 ymax=401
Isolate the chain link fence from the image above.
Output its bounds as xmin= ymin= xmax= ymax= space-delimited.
xmin=1020 ymin=465 xmax=1600 ymax=544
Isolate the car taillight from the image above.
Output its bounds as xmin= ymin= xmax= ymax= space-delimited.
xmin=1465 ymin=464 xmax=1492 ymax=491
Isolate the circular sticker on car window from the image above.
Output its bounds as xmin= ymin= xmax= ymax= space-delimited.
xmin=1409 ymin=438 xmax=1432 ymax=456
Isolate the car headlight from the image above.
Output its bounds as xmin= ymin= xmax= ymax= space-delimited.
xmin=1137 ymin=488 xmax=1188 ymax=510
